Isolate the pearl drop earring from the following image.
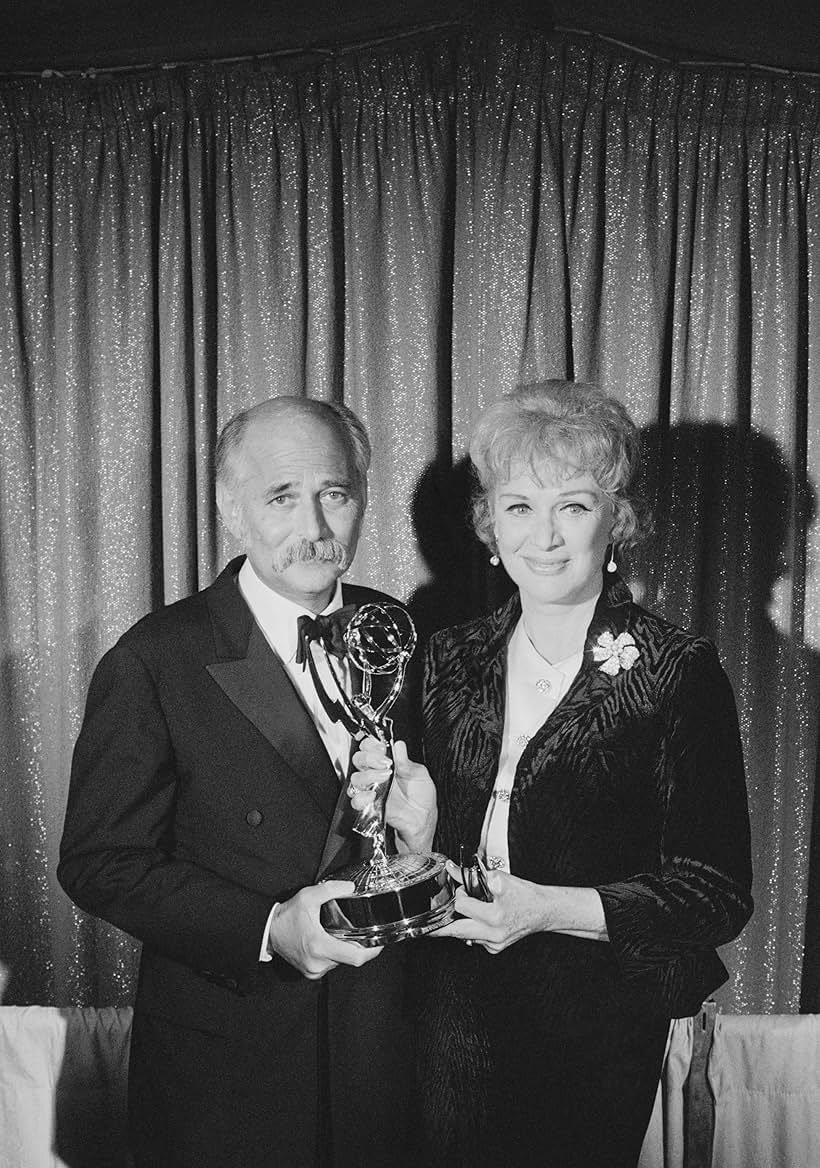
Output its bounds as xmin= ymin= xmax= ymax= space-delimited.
xmin=490 ymin=553 xmax=500 ymax=567
xmin=606 ymin=544 xmax=617 ymax=574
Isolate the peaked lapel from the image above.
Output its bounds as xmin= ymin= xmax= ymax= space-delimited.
xmin=446 ymin=596 xmax=517 ymax=845
xmin=204 ymin=559 xmax=339 ymax=820
xmin=314 ymin=745 xmax=357 ymax=880
xmin=526 ymin=572 xmax=634 ymax=755
xmin=314 ymin=586 xmax=372 ymax=880
xmin=450 ymin=573 xmax=635 ymax=840
xmin=520 ymin=569 xmax=635 ymax=789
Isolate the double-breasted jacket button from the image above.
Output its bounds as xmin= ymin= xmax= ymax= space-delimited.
xmin=245 ymin=809 xmax=263 ymax=827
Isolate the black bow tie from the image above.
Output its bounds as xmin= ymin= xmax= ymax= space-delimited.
xmin=295 ymin=605 xmax=358 ymax=667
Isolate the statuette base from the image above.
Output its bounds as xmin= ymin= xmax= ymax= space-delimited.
xmin=320 ymin=851 xmax=455 ymax=945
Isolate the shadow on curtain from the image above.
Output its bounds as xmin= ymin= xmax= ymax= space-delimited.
xmin=635 ymin=422 xmax=820 ymax=1012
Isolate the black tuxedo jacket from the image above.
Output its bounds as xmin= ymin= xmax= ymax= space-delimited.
xmin=58 ymin=557 xmax=416 ymax=1166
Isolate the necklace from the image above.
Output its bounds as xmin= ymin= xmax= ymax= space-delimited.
xmin=521 ymin=625 xmax=585 ymax=669
xmin=520 ymin=592 xmax=599 ymax=666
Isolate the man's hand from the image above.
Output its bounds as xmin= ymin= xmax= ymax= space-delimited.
xmin=349 ymin=737 xmax=437 ymax=853
xmin=266 ymin=880 xmax=383 ymax=979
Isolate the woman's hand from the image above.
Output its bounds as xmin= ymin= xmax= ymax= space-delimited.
xmin=348 ymin=737 xmax=437 ymax=854
xmin=432 ymin=861 xmax=609 ymax=953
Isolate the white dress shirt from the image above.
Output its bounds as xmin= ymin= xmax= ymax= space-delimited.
xmin=237 ymin=559 xmax=354 ymax=960
xmin=478 ymin=601 xmax=598 ymax=873
xmin=238 ymin=558 xmax=353 ymax=782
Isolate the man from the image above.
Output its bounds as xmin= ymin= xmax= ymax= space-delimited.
xmin=58 ymin=397 xmax=435 ymax=1167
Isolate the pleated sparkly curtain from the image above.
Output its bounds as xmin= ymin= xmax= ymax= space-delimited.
xmin=1 ymin=28 xmax=819 ymax=1013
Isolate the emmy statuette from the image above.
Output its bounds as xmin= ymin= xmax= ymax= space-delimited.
xmin=304 ymin=603 xmax=455 ymax=945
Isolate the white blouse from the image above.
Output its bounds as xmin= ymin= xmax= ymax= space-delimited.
xmin=478 ymin=616 xmax=586 ymax=873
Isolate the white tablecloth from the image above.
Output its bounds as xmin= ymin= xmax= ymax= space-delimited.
xmin=1 ymin=1006 xmax=818 ymax=1167
xmin=0 ymin=1006 xmax=132 ymax=1168
xmin=709 ymin=1014 xmax=820 ymax=1168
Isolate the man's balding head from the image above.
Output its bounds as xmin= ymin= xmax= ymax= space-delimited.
xmin=214 ymin=396 xmax=370 ymax=610
xmin=215 ymin=397 xmax=371 ymax=503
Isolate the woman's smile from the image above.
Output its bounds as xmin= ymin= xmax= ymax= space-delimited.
xmin=492 ymin=464 xmax=613 ymax=607
xmin=521 ymin=555 xmax=570 ymax=574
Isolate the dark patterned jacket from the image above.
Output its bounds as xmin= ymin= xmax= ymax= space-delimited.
xmin=421 ymin=571 xmax=753 ymax=1023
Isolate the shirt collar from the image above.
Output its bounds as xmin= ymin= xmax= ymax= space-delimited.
xmin=238 ymin=558 xmax=344 ymax=665
xmin=464 ymin=569 xmax=635 ymax=679
xmin=510 ymin=594 xmax=597 ymax=683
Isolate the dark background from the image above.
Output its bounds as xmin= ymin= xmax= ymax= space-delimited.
xmin=4 ymin=0 xmax=820 ymax=75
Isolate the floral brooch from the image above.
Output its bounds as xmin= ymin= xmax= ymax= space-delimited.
xmin=592 ymin=631 xmax=640 ymax=676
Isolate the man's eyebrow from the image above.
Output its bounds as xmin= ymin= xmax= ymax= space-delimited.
xmin=262 ymin=477 xmax=355 ymax=494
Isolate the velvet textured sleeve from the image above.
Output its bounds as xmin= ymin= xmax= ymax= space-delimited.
xmin=596 ymin=638 xmax=753 ymax=978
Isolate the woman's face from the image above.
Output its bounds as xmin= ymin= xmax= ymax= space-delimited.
xmin=491 ymin=461 xmax=614 ymax=609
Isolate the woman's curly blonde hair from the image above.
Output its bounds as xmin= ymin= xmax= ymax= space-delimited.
xmin=469 ymin=380 xmax=649 ymax=552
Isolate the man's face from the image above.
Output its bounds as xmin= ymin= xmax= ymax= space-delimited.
xmin=218 ymin=412 xmax=365 ymax=611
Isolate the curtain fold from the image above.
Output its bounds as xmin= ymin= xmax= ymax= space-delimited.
xmin=1 ymin=29 xmax=818 ymax=1012
xmin=709 ymin=1014 xmax=820 ymax=1167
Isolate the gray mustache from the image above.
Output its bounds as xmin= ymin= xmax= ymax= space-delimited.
xmin=272 ymin=539 xmax=350 ymax=572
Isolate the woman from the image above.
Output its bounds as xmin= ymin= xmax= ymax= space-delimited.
xmin=352 ymin=380 xmax=753 ymax=1168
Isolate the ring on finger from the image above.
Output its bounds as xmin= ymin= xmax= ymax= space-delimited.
xmin=347 ymin=781 xmax=376 ymax=796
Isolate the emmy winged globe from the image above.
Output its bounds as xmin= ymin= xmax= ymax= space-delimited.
xmin=312 ymin=603 xmax=455 ymax=944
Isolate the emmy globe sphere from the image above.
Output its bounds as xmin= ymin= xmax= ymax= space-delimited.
xmin=319 ymin=603 xmax=455 ymax=944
